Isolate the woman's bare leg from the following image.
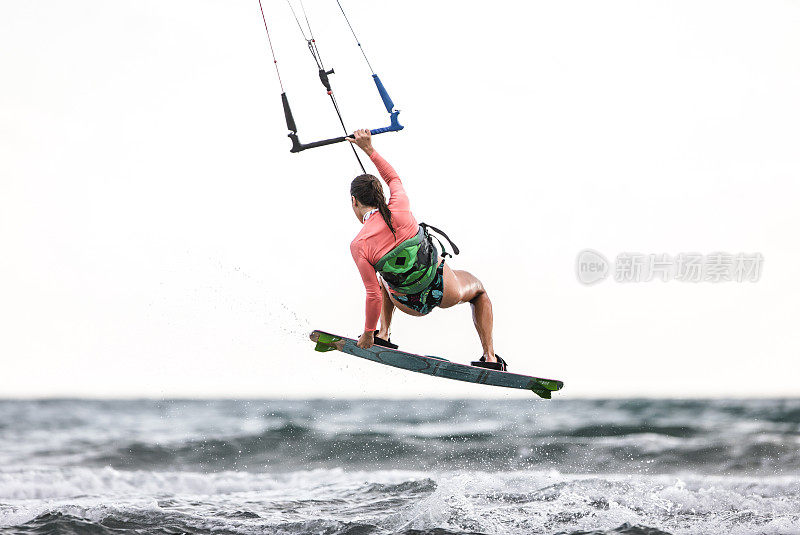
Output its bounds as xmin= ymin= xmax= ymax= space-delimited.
xmin=377 ymin=281 xmax=396 ymax=339
xmin=440 ymin=263 xmax=495 ymax=361
xmin=376 ymin=262 xmax=495 ymax=360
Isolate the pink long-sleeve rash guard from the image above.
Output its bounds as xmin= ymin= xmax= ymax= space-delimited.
xmin=350 ymin=151 xmax=419 ymax=332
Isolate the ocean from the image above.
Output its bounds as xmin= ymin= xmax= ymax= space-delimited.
xmin=0 ymin=399 xmax=798 ymax=534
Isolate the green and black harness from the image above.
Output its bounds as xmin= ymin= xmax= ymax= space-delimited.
xmin=375 ymin=223 xmax=460 ymax=295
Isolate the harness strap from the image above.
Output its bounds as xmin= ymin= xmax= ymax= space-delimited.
xmin=419 ymin=223 xmax=460 ymax=258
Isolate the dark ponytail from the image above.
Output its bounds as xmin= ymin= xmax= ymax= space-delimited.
xmin=350 ymin=174 xmax=394 ymax=236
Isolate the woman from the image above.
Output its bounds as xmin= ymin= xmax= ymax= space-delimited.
xmin=347 ymin=129 xmax=507 ymax=370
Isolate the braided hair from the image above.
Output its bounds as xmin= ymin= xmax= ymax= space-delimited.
xmin=350 ymin=174 xmax=394 ymax=235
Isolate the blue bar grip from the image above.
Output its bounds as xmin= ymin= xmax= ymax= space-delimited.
xmin=372 ymin=74 xmax=394 ymax=114
xmin=370 ymin=110 xmax=403 ymax=135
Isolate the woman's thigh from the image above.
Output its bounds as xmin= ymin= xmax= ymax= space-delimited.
xmin=440 ymin=262 xmax=483 ymax=309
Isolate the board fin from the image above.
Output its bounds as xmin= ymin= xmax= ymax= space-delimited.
xmin=528 ymin=378 xmax=563 ymax=399
xmin=531 ymin=387 xmax=552 ymax=399
xmin=314 ymin=332 xmax=341 ymax=352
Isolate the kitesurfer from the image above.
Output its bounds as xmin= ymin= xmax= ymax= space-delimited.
xmin=347 ymin=130 xmax=506 ymax=370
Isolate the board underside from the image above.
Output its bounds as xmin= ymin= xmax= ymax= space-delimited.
xmin=310 ymin=330 xmax=563 ymax=398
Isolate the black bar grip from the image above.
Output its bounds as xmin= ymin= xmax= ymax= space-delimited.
xmin=289 ymin=133 xmax=349 ymax=153
xmin=281 ymin=93 xmax=297 ymax=133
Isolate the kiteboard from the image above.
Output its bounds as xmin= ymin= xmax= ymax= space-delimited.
xmin=310 ymin=330 xmax=564 ymax=398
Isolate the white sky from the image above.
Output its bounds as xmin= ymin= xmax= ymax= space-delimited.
xmin=1 ymin=0 xmax=799 ymax=399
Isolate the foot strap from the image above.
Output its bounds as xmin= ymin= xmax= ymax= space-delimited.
xmin=373 ymin=331 xmax=398 ymax=349
xmin=470 ymin=355 xmax=507 ymax=371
